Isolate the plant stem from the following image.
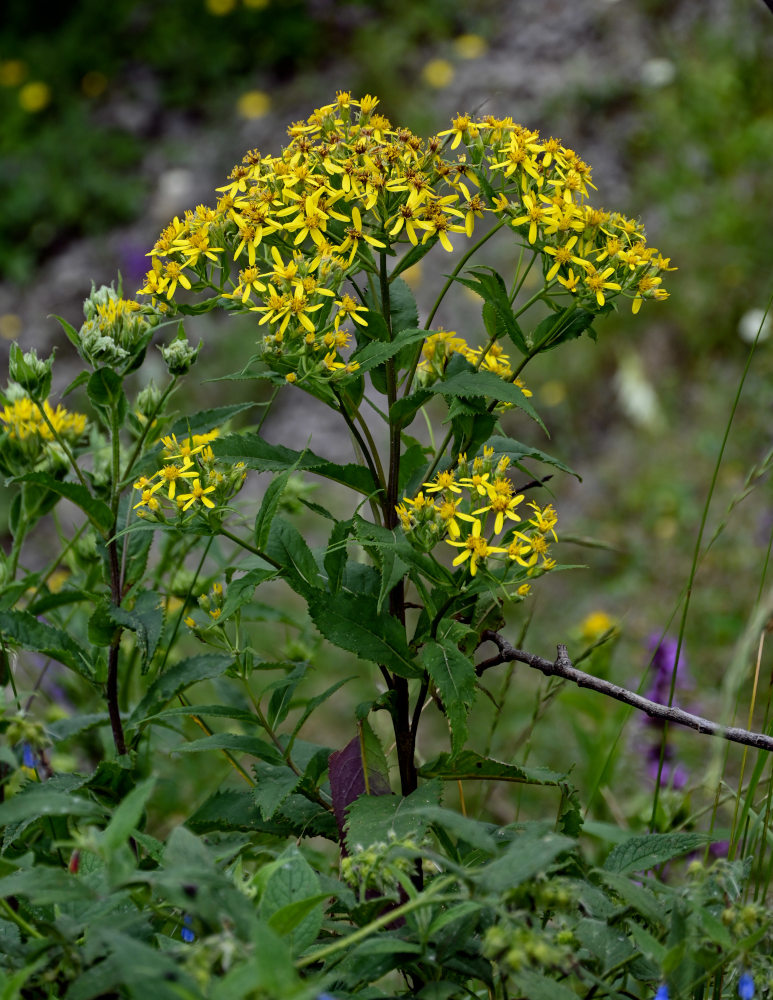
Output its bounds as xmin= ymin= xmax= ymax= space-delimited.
xmin=295 ymin=876 xmax=457 ymax=969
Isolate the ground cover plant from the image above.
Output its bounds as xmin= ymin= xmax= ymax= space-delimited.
xmin=1 ymin=91 xmax=772 ymax=999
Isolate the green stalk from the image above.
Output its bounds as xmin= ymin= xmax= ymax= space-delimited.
xmin=295 ymin=877 xmax=457 ymax=970
xmin=649 ymin=286 xmax=773 ymax=831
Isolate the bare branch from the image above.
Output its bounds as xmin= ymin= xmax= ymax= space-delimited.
xmin=478 ymin=631 xmax=773 ymax=754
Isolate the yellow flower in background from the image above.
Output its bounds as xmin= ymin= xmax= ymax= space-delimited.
xmin=454 ymin=34 xmax=487 ymax=59
xmin=19 ymin=81 xmax=50 ymax=113
xmin=206 ymin=0 xmax=236 ymax=14
xmin=580 ymin=611 xmax=616 ymax=644
xmin=236 ymin=90 xmax=271 ymax=119
xmin=422 ymin=59 xmax=455 ymax=89
xmin=0 ymin=59 xmax=27 ymax=87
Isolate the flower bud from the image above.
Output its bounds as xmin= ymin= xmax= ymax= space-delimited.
xmin=9 ymin=344 xmax=53 ymax=400
xmin=160 ymin=328 xmax=200 ymax=375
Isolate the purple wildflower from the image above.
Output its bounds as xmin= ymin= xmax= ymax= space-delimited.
xmin=642 ymin=634 xmax=692 ymax=789
xmin=738 ymin=973 xmax=754 ymax=1000
xmin=654 ymin=985 xmax=669 ymax=1000
xmin=22 ymin=743 xmax=36 ymax=769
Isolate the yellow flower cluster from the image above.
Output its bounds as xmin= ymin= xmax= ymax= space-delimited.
xmin=139 ymin=93 xmax=672 ymax=385
xmin=0 ymin=396 xmax=87 ymax=443
xmin=396 ymin=448 xmax=556 ymax=584
xmin=417 ymin=328 xmax=531 ymax=395
xmin=132 ymin=428 xmax=244 ymax=519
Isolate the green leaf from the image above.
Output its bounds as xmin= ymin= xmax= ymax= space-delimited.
xmin=214 ymin=432 xmax=378 ymax=495
xmin=128 ymin=653 xmax=234 ymax=729
xmin=0 ymin=786 xmax=103 ymax=827
xmin=530 ymin=304 xmax=600 ymax=352
xmin=511 ymin=969 xmax=580 ymax=1000
xmin=0 ymin=867 xmax=96 ymax=905
xmin=350 ymin=328 xmax=430 ymax=373
xmin=0 ymin=609 xmax=93 ymax=678
xmin=13 ymin=472 xmax=113 ymax=534
xmin=173 ymin=733 xmax=283 ymax=763
xmin=390 ymin=389 xmax=431 ymax=429
xmin=87 ymin=366 xmax=128 ymax=423
xmin=99 ymin=776 xmax=156 ymax=852
xmin=428 ymin=370 xmax=545 ymax=428
xmin=168 ymin=401 xmax=257 ymax=438
xmin=324 ymin=518 xmax=352 ymax=594
xmin=220 ymin=567 xmax=277 ymax=619
xmin=260 ymin=845 xmax=323 ymax=956
xmin=390 ymin=239 xmax=438 ymax=280
xmin=388 ymin=277 xmax=420 ymax=333
xmin=345 ymin=781 xmax=441 ymax=851
xmin=419 ymin=750 xmax=566 ymax=786
xmin=485 ymin=434 xmax=580 ymax=480
xmin=186 ymin=789 xmax=262 ymax=833
xmin=603 ymin=832 xmax=711 ymax=875
xmin=475 ymin=829 xmax=574 ymax=892
xmin=52 ymin=313 xmax=81 ymax=350
xmin=597 ymin=871 xmax=667 ymax=927
xmin=266 ymin=517 xmax=321 ymax=596
xmin=307 ymin=590 xmax=421 ymax=678
xmin=419 ymin=639 xmax=476 ymax=755
xmin=254 ymin=467 xmax=295 ymax=551
xmin=109 ymin=590 xmax=164 ymax=672
xmin=574 ymin=917 xmax=638 ymax=973
xmin=253 ymin=761 xmax=301 ymax=820
xmin=453 ymin=266 xmax=528 ymax=354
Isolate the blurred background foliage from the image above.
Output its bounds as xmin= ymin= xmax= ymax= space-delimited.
xmin=2 ymin=0 xmax=773 ymax=842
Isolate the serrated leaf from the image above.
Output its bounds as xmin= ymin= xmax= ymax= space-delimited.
xmin=419 ymin=750 xmax=566 ymax=786
xmin=186 ymin=789 xmax=262 ymax=833
xmin=574 ymin=917 xmax=638 ymax=973
xmin=214 ymin=432 xmax=378 ymax=495
xmin=109 ymin=590 xmax=164 ymax=672
xmin=345 ymin=781 xmax=441 ymax=852
xmin=531 ymin=305 xmax=600 ymax=352
xmin=512 ymin=968 xmax=580 ymax=1000
xmin=253 ymin=761 xmax=301 ymax=820
xmin=454 ymin=266 xmax=528 ymax=354
xmin=486 ymin=434 xmax=579 ymax=480
xmin=350 ymin=328 xmax=430 ymax=372
xmin=428 ymin=370 xmax=544 ymax=428
xmin=128 ymin=653 xmax=234 ymax=729
xmin=173 ymin=733 xmax=283 ymax=763
xmin=420 ymin=639 xmax=476 ymax=755
xmin=168 ymin=401 xmax=257 ymax=438
xmin=390 ymin=389 xmax=431 ymax=429
xmin=0 ymin=786 xmax=103 ymax=826
xmin=260 ymin=846 xmax=322 ymax=956
xmin=220 ymin=567 xmax=277 ymax=619
xmin=0 ymin=609 xmax=93 ymax=678
xmin=476 ymin=829 xmax=574 ymax=892
xmin=265 ymin=517 xmax=320 ymax=596
xmin=307 ymin=590 xmax=420 ymax=678
xmin=100 ymin=776 xmax=156 ymax=852
xmin=603 ymin=832 xmax=710 ymax=875
xmin=390 ymin=239 xmax=438 ymax=280
xmin=329 ymin=721 xmax=392 ymax=840
xmin=324 ymin=518 xmax=352 ymax=594
xmin=0 ymin=868 xmax=96 ymax=905
xmin=255 ymin=466 xmax=296 ymax=551
xmin=13 ymin=472 xmax=113 ymax=534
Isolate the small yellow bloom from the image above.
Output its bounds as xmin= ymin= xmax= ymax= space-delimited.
xmin=422 ymin=58 xmax=455 ymax=89
xmin=236 ymin=89 xmax=271 ymax=119
xmin=177 ymin=478 xmax=217 ymax=511
xmin=19 ymin=81 xmax=50 ymax=113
